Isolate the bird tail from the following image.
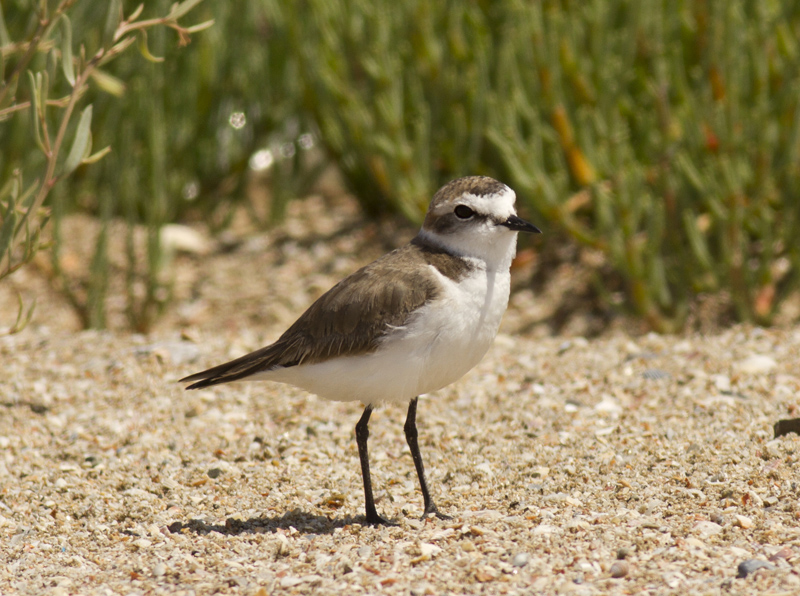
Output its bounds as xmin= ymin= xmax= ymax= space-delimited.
xmin=179 ymin=360 xmax=242 ymax=390
xmin=179 ymin=342 xmax=287 ymax=389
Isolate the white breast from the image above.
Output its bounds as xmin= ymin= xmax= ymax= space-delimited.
xmin=257 ymin=263 xmax=511 ymax=405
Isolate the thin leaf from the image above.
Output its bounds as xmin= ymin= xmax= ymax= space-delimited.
xmin=46 ymin=47 xmax=58 ymax=82
xmin=137 ymin=30 xmax=164 ymax=62
xmin=0 ymin=3 xmax=11 ymax=47
xmin=169 ymin=0 xmax=204 ymax=20
xmin=0 ymin=171 xmax=19 ymax=202
xmin=103 ymin=0 xmax=122 ymax=47
xmin=18 ymin=180 xmax=39 ymax=209
xmin=89 ymin=69 xmax=126 ymax=97
xmin=60 ymin=15 xmax=75 ymax=86
xmin=39 ymin=70 xmax=49 ymax=118
xmin=82 ymin=131 xmax=93 ymax=161
xmin=128 ymin=4 xmax=145 ymax=22
xmin=185 ymin=19 xmax=215 ymax=34
xmin=82 ymin=146 xmax=112 ymax=165
xmin=26 ymin=71 xmax=45 ymax=153
xmin=0 ymin=197 xmax=17 ymax=253
xmin=63 ymin=105 xmax=93 ymax=176
xmin=10 ymin=294 xmax=36 ymax=334
xmin=99 ymin=37 xmax=136 ymax=66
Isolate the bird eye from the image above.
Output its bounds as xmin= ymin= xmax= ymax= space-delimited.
xmin=454 ymin=205 xmax=474 ymax=219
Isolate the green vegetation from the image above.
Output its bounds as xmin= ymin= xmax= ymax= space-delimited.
xmin=2 ymin=0 xmax=799 ymax=332
xmin=293 ymin=0 xmax=800 ymax=331
xmin=1 ymin=0 xmax=213 ymax=331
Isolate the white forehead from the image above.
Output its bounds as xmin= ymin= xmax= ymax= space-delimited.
xmin=456 ymin=186 xmax=517 ymax=220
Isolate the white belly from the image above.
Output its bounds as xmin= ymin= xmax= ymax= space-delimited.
xmin=254 ymin=266 xmax=511 ymax=405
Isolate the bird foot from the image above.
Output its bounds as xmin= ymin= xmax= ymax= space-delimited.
xmin=364 ymin=513 xmax=399 ymax=527
xmin=422 ymin=507 xmax=452 ymax=521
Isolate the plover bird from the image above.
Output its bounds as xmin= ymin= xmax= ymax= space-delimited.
xmin=180 ymin=176 xmax=541 ymax=525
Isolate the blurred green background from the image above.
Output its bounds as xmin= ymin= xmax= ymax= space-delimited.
xmin=2 ymin=0 xmax=800 ymax=332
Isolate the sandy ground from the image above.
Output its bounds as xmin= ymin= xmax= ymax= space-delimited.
xmin=2 ymin=196 xmax=800 ymax=595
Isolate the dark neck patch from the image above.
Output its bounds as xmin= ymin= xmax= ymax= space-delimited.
xmin=410 ymin=235 xmax=476 ymax=281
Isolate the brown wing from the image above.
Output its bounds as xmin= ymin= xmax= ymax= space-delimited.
xmin=180 ymin=244 xmax=441 ymax=389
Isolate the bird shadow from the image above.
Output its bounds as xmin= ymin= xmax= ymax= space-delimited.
xmin=167 ymin=509 xmax=380 ymax=536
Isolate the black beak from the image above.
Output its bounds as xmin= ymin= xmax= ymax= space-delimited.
xmin=500 ymin=214 xmax=541 ymax=234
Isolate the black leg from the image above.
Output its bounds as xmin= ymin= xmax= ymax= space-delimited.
xmin=404 ymin=397 xmax=450 ymax=520
xmin=355 ymin=405 xmax=395 ymax=526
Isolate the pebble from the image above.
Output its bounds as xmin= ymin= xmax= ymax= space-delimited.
xmin=357 ymin=546 xmax=371 ymax=558
xmin=642 ymin=369 xmax=670 ymax=380
xmin=610 ymin=560 xmax=629 ymax=578
xmin=736 ymin=559 xmax=775 ymax=578
xmin=693 ymin=521 xmax=723 ymax=537
xmin=512 ymin=553 xmax=530 ymax=567
xmin=160 ymin=224 xmax=213 ymax=255
xmin=3 ymin=279 xmax=800 ymax=596
xmin=419 ymin=543 xmax=441 ymax=558
xmin=768 ymin=547 xmax=793 ymax=562
xmin=474 ymin=567 xmax=498 ymax=582
xmin=712 ymin=374 xmax=732 ymax=392
xmin=136 ymin=340 xmax=201 ymax=365
xmin=207 ymin=467 xmax=223 ymax=479
xmin=737 ymin=355 xmax=777 ymax=374
xmin=616 ymin=547 xmax=635 ymax=560
xmin=475 ymin=462 xmax=493 ymax=476
xmin=735 ymin=515 xmax=754 ymax=529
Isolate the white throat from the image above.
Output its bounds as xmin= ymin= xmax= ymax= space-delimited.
xmin=417 ymin=226 xmax=519 ymax=272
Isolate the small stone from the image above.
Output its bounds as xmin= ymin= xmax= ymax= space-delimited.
xmin=474 ymin=567 xmax=498 ymax=582
xmin=160 ymin=224 xmax=213 ymax=255
xmin=419 ymin=543 xmax=441 ymax=558
xmin=279 ymin=576 xmax=304 ymax=588
xmin=693 ymin=520 xmax=723 ymax=537
xmin=531 ymin=466 xmax=550 ymax=478
xmin=275 ymin=534 xmax=290 ymax=556
xmin=469 ymin=526 xmax=487 ymax=537
xmin=405 ymin=518 xmax=423 ymax=530
xmin=616 ymin=547 xmax=634 ymax=560
xmin=768 ymin=547 xmax=793 ymax=562
xmin=594 ymin=397 xmax=621 ymax=413
xmin=710 ymin=512 xmax=725 ymax=525
xmin=357 ymin=546 xmax=371 ymax=558
xmin=207 ymin=467 xmax=223 ymax=479
xmin=735 ymin=514 xmax=754 ymax=529
xmin=737 ymin=355 xmax=777 ymax=375
xmin=712 ymin=374 xmax=732 ymax=392
xmin=512 ymin=553 xmax=529 ymax=567
xmin=136 ymin=340 xmax=201 ymax=365
xmin=736 ymin=559 xmax=775 ymax=578
xmin=610 ymin=560 xmax=629 ymax=578
xmin=642 ymin=369 xmax=670 ymax=381
xmin=475 ymin=462 xmax=493 ymax=477
xmin=152 ymin=563 xmax=166 ymax=577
